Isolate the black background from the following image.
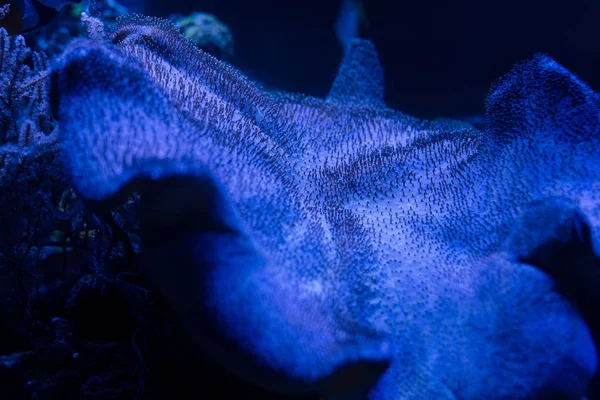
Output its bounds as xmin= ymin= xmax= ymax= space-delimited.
xmin=146 ymin=0 xmax=600 ymax=119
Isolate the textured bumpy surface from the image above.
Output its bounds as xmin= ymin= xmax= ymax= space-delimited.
xmin=51 ymin=15 xmax=600 ymax=400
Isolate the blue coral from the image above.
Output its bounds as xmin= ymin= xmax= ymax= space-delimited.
xmin=51 ymin=16 xmax=600 ymax=400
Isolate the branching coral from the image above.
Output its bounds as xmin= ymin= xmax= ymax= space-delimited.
xmin=0 ymin=28 xmax=61 ymax=267
xmin=0 ymin=28 xmax=54 ymax=148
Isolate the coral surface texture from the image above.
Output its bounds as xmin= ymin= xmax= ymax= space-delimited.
xmin=39 ymin=13 xmax=600 ymax=400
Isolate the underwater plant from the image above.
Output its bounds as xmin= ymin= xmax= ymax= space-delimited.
xmin=48 ymin=14 xmax=600 ymax=400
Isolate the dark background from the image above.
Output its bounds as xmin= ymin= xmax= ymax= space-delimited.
xmin=146 ymin=0 xmax=600 ymax=120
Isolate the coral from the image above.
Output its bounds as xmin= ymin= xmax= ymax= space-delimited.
xmin=0 ymin=14 xmax=246 ymax=400
xmin=23 ymin=2 xmax=236 ymax=61
xmin=0 ymin=28 xmax=54 ymax=148
xmin=0 ymin=28 xmax=153 ymax=399
xmin=170 ymin=12 xmax=234 ymax=60
xmin=86 ymin=0 xmax=130 ymax=22
xmin=81 ymin=12 xmax=106 ymax=40
xmin=50 ymin=15 xmax=600 ymax=400
xmin=0 ymin=28 xmax=59 ymax=267
xmin=0 ymin=4 xmax=10 ymax=20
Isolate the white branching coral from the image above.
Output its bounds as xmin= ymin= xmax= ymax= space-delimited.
xmin=81 ymin=12 xmax=106 ymax=40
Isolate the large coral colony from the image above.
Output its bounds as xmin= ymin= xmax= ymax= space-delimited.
xmin=2 ymin=9 xmax=600 ymax=400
